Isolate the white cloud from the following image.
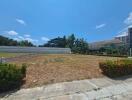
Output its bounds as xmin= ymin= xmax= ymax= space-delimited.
xmin=96 ymin=24 xmax=106 ymax=29
xmin=116 ymin=32 xmax=128 ymax=37
xmin=3 ymin=30 xmax=38 ymax=44
xmin=18 ymin=36 xmax=24 ymax=40
xmin=13 ymin=38 xmax=20 ymax=41
xmin=16 ymin=36 xmax=38 ymax=43
xmin=41 ymin=37 xmax=50 ymax=41
xmin=25 ymin=37 xmax=38 ymax=42
xmin=116 ymin=25 xmax=132 ymax=37
xmin=124 ymin=12 xmax=132 ymax=25
xmin=16 ymin=18 xmax=26 ymax=25
xmin=24 ymin=34 xmax=30 ymax=37
xmin=5 ymin=30 xmax=18 ymax=36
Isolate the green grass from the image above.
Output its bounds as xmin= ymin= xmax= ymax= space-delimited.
xmin=0 ymin=52 xmax=23 ymax=58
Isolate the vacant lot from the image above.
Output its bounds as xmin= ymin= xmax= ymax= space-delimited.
xmin=10 ymin=54 xmax=121 ymax=88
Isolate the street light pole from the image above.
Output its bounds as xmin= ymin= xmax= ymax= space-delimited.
xmin=130 ymin=48 xmax=132 ymax=57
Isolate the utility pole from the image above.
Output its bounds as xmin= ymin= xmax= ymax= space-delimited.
xmin=128 ymin=27 xmax=132 ymax=58
xmin=130 ymin=48 xmax=132 ymax=57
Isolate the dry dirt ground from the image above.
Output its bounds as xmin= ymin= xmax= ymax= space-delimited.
xmin=10 ymin=54 xmax=121 ymax=88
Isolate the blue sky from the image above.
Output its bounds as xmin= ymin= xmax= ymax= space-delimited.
xmin=0 ymin=0 xmax=132 ymax=45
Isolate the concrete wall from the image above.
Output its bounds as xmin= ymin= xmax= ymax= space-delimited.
xmin=0 ymin=46 xmax=71 ymax=54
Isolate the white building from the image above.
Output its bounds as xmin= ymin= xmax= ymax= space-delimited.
xmin=89 ymin=27 xmax=132 ymax=50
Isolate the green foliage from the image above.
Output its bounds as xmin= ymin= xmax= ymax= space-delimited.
xmin=72 ymin=39 xmax=89 ymax=54
xmin=0 ymin=35 xmax=35 ymax=47
xmin=66 ymin=34 xmax=75 ymax=48
xmin=99 ymin=43 xmax=128 ymax=56
xmin=41 ymin=34 xmax=89 ymax=54
xmin=21 ymin=64 xmax=27 ymax=76
xmin=42 ymin=36 xmax=67 ymax=48
xmin=99 ymin=59 xmax=132 ymax=78
xmin=0 ymin=35 xmax=18 ymax=46
xmin=0 ymin=63 xmax=27 ymax=93
xmin=18 ymin=40 xmax=35 ymax=47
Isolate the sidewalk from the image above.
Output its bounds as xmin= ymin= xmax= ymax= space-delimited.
xmin=1 ymin=76 xmax=132 ymax=100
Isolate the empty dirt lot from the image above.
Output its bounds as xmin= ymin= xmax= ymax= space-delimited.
xmin=9 ymin=54 xmax=121 ymax=88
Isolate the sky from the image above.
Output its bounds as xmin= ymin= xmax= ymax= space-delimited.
xmin=0 ymin=0 xmax=132 ymax=45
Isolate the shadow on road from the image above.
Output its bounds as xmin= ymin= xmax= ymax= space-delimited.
xmin=0 ymin=80 xmax=26 ymax=98
xmin=111 ymin=75 xmax=132 ymax=81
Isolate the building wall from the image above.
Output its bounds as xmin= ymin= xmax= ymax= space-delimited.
xmin=115 ymin=27 xmax=132 ymax=48
xmin=115 ymin=36 xmax=128 ymax=44
xmin=128 ymin=28 xmax=132 ymax=48
xmin=89 ymin=27 xmax=132 ymax=50
xmin=89 ymin=39 xmax=122 ymax=50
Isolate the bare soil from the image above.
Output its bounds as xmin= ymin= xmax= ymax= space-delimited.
xmin=10 ymin=54 xmax=121 ymax=88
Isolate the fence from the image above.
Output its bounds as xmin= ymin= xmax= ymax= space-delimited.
xmin=0 ymin=46 xmax=71 ymax=54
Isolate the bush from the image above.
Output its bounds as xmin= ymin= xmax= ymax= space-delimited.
xmin=0 ymin=63 xmax=27 ymax=93
xmin=99 ymin=59 xmax=132 ymax=78
xmin=96 ymin=54 xmax=127 ymax=57
xmin=21 ymin=64 xmax=27 ymax=77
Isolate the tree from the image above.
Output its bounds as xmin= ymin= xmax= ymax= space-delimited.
xmin=66 ymin=34 xmax=75 ymax=49
xmin=41 ymin=34 xmax=89 ymax=54
xmin=0 ymin=35 xmax=35 ymax=47
xmin=72 ymin=38 xmax=89 ymax=54
xmin=99 ymin=43 xmax=128 ymax=56
xmin=43 ymin=37 xmax=66 ymax=48
xmin=18 ymin=40 xmax=34 ymax=47
xmin=0 ymin=35 xmax=18 ymax=46
xmin=62 ymin=36 xmax=67 ymax=47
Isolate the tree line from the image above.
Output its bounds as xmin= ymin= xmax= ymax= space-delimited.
xmin=39 ymin=34 xmax=89 ymax=54
xmin=0 ymin=35 xmax=35 ymax=47
xmin=99 ymin=43 xmax=128 ymax=56
xmin=0 ymin=35 xmax=127 ymax=56
xmin=0 ymin=34 xmax=89 ymax=54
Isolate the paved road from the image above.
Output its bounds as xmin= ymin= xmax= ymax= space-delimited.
xmin=1 ymin=76 xmax=132 ymax=100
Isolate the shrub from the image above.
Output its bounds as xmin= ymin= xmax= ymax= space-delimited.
xmin=0 ymin=63 xmax=27 ymax=93
xmin=21 ymin=64 xmax=27 ymax=77
xmin=99 ymin=59 xmax=132 ymax=78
